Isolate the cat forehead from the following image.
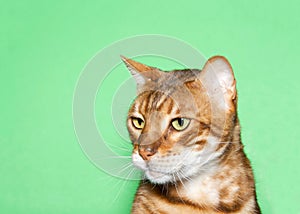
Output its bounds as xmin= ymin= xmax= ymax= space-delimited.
xmin=133 ymin=88 xmax=203 ymax=117
xmin=139 ymin=69 xmax=201 ymax=93
xmin=160 ymin=69 xmax=200 ymax=84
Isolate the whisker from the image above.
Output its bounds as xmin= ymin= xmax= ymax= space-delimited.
xmin=110 ymin=167 xmax=136 ymax=206
xmin=107 ymin=177 xmax=124 ymax=207
xmin=179 ymin=170 xmax=193 ymax=183
xmin=176 ymin=171 xmax=188 ymax=193
xmin=118 ymin=163 xmax=134 ymax=175
xmin=106 ymin=143 xmax=132 ymax=152
xmin=99 ymin=155 xmax=132 ymax=159
xmin=151 ymin=183 xmax=157 ymax=190
xmin=172 ymin=173 xmax=186 ymax=205
xmin=109 ymin=161 xmax=133 ymax=173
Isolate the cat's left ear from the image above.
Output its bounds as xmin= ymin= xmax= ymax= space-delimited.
xmin=121 ymin=56 xmax=161 ymax=92
xmin=200 ymin=56 xmax=237 ymax=109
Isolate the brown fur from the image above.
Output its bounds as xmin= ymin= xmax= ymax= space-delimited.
xmin=123 ymin=56 xmax=260 ymax=214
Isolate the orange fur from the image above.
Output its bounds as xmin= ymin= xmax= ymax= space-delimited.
xmin=124 ymin=56 xmax=260 ymax=214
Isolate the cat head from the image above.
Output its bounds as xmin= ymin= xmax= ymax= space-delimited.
xmin=123 ymin=56 xmax=238 ymax=184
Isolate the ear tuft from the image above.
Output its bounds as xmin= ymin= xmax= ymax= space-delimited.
xmin=121 ymin=55 xmax=153 ymax=74
xmin=121 ymin=56 xmax=162 ymax=92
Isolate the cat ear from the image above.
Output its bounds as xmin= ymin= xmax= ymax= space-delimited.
xmin=200 ymin=56 xmax=237 ymax=109
xmin=121 ymin=56 xmax=161 ymax=91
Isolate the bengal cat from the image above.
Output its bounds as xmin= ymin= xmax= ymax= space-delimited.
xmin=122 ymin=56 xmax=260 ymax=214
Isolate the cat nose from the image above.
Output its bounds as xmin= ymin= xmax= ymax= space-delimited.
xmin=138 ymin=147 xmax=156 ymax=160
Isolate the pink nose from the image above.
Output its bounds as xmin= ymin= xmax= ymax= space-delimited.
xmin=138 ymin=147 xmax=156 ymax=160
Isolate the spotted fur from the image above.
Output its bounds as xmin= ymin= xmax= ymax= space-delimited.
xmin=123 ymin=56 xmax=260 ymax=214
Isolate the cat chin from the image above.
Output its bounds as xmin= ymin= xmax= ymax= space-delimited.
xmin=145 ymin=170 xmax=173 ymax=184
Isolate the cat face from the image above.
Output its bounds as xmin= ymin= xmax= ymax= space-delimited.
xmin=124 ymin=56 xmax=237 ymax=184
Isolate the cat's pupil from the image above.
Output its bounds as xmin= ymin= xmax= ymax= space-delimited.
xmin=178 ymin=118 xmax=184 ymax=126
xmin=138 ymin=118 xmax=143 ymax=125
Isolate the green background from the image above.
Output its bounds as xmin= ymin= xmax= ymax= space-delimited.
xmin=1 ymin=0 xmax=300 ymax=213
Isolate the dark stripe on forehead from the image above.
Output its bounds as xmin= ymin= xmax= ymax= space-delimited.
xmin=130 ymin=102 xmax=139 ymax=114
xmin=140 ymin=92 xmax=152 ymax=113
xmin=135 ymin=90 xmax=180 ymax=114
xmin=166 ymin=98 xmax=174 ymax=114
xmin=156 ymin=93 xmax=168 ymax=111
xmin=153 ymin=91 xmax=176 ymax=114
xmin=151 ymin=91 xmax=165 ymax=109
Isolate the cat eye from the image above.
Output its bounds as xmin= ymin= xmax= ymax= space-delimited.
xmin=131 ymin=117 xmax=145 ymax=129
xmin=171 ymin=118 xmax=190 ymax=131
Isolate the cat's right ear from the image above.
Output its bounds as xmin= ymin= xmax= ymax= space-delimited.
xmin=121 ymin=56 xmax=161 ymax=92
xmin=200 ymin=56 xmax=237 ymax=111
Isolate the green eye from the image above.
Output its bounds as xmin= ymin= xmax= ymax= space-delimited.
xmin=171 ymin=118 xmax=190 ymax=131
xmin=132 ymin=117 xmax=145 ymax=129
